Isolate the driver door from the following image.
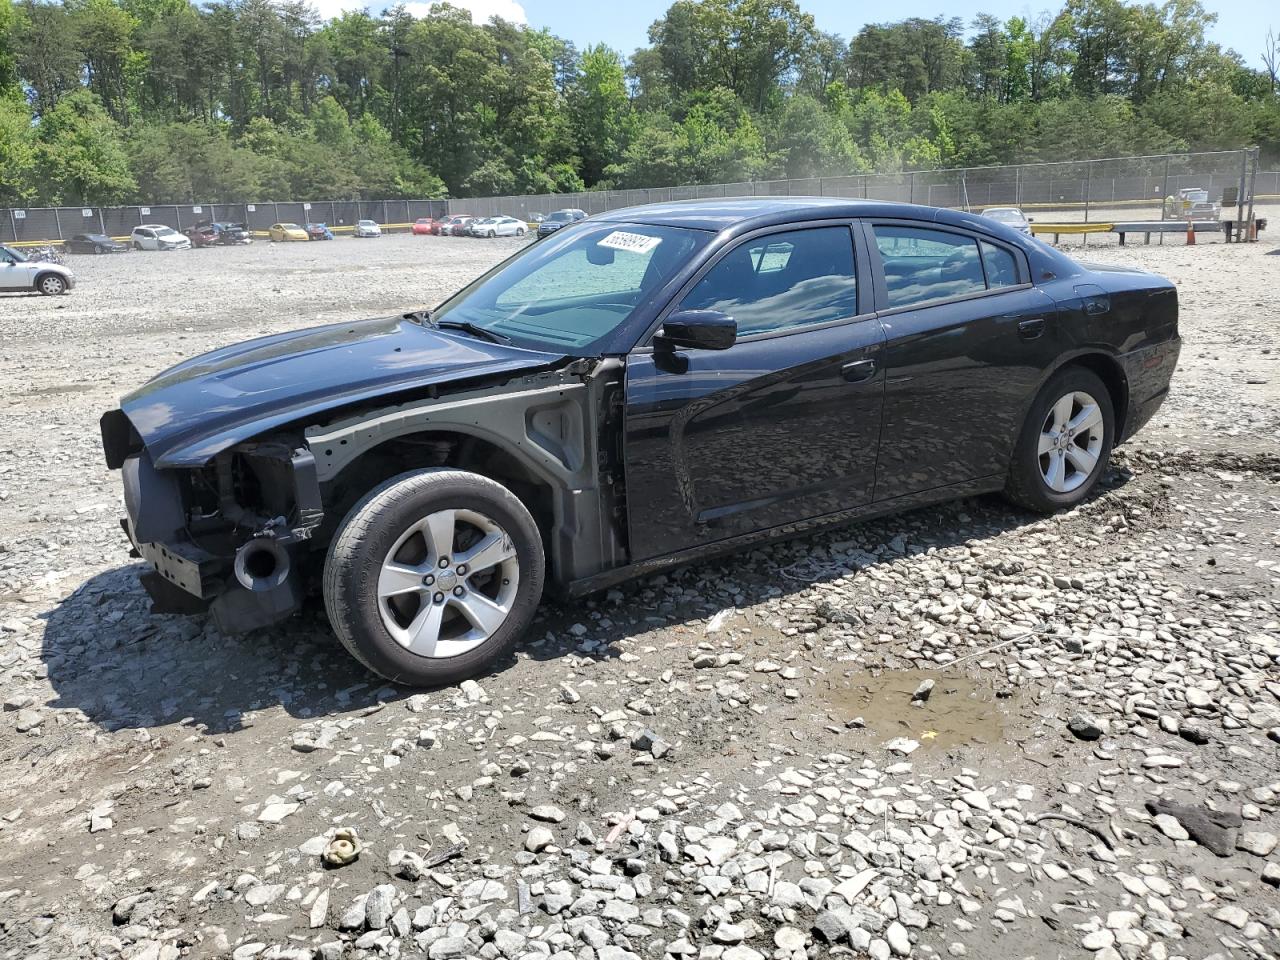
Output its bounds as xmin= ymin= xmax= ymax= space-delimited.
xmin=0 ymin=249 xmax=28 ymax=290
xmin=623 ymin=224 xmax=886 ymax=561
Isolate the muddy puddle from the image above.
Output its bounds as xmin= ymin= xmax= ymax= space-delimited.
xmin=823 ymin=668 xmax=1011 ymax=750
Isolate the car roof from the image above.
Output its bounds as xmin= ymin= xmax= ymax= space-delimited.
xmin=594 ymin=196 xmax=1038 ymax=234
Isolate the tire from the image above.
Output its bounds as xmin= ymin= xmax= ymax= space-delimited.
xmin=324 ymin=468 xmax=545 ymax=686
xmin=516 ymin=227 xmax=525 ymax=236
xmin=1004 ymin=365 xmax=1115 ymax=513
xmin=133 ymin=241 xmax=142 ymax=250
xmin=36 ymin=273 xmax=66 ymax=296
xmin=487 ymin=230 xmax=495 ymax=238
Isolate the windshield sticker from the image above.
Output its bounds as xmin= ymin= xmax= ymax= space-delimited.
xmin=598 ymin=231 xmax=661 ymax=254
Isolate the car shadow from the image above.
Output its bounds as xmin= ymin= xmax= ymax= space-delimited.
xmin=41 ymin=467 xmax=1134 ymax=735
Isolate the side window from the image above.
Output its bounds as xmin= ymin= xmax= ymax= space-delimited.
xmin=980 ymin=240 xmax=1019 ymax=287
xmin=680 ymin=226 xmax=857 ymax=336
xmin=873 ymin=225 xmax=986 ymax=308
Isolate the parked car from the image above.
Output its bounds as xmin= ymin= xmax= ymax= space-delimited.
xmin=472 ymin=215 xmax=527 ymax=238
xmin=1164 ymin=187 xmax=1221 ymax=221
xmin=528 ymin=213 xmax=545 ymax=223
xmin=131 ymin=224 xmax=192 ymax=251
xmin=464 ymin=217 xmax=495 ymax=237
xmin=186 ymin=221 xmax=252 ymax=247
xmin=66 ymin=233 xmax=129 ymax=255
xmin=101 ymin=197 xmax=1180 ymax=687
xmin=440 ymin=216 xmax=475 ymax=236
xmin=269 ymin=223 xmax=309 ymax=242
xmin=354 ymin=219 xmax=382 ymax=238
xmin=305 ymin=223 xmax=335 ymax=240
xmin=412 ymin=218 xmax=438 ymax=235
xmin=980 ymin=206 xmax=1033 ymax=235
xmin=1 ymin=244 xmax=75 ymax=294
xmin=536 ymin=207 xmax=587 ymax=238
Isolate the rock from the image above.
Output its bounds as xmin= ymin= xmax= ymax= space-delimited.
xmin=884 ymin=737 xmax=919 ymax=755
xmin=558 ymin=682 xmax=580 ymax=704
xmin=1067 ymin=712 xmax=1106 ymax=741
xmin=1262 ymin=863 xmax=1280 ymax=887
xmin=885 ymin=921 xmax=911 ymax=957
xmin=1212 ymin=905 xmax=1249 ymax=929
xmin=364 ymin=884 xmax=396 ymax=929
xmin=813 ymin=909 xmax=854 ymax=944
xmin=911 ymin=679 xmax=934 ymax=702
xmin=529 ymin=804 xmax=565 ymax=822
xmin=459 ymin=679 xmax=487 ymax=702
xmin=1146 ymin=798 xmax=1241 ymax=857
xmin=244 ymin=884 xmax=284 ymax=907
xmin=1178 ymin=720 xmax=1211 ymax=745
xmin=525 ymin=827 xmax=554 ymax=852
xmin=775 ymin=927 xmax=807 ymax=951
xmin=1236 ymin=831 xmax=1277 ymax=856
xmin=1153 ymin=814 xmax=1188 ymax=841
xmin=257 ymin=802 xmax=300 ymax=824
xmin=429 ymin=936 xmax=472 ymax=959
xmin=14 ymin=709 xmax=42 ymax=732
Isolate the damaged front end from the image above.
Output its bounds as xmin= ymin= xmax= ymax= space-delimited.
xmin=101 ymin=409 xmax=323 ymax=633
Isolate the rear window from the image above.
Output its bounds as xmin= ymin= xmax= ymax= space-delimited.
xmin=873 ymin=225 xmax=1020 ymax=308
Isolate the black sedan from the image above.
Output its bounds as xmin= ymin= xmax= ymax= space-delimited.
xmin=66 ymin=233 xmax=129 ymax=254
xmin=101 ymin=198 xmax=1179 ymax=686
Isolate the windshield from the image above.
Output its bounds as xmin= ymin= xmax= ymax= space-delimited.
xmin=432 ymin=222 xmax=709 ymax=353
xmin=155 ymin=227 xmax=179 ymax=237
xmin=985 ymin=209 xmax=1022 ymax=222
xmin=547 ymin=211 xmax=574 ymax=222
xmin=1 ymin=245 xmax=27 ymax=262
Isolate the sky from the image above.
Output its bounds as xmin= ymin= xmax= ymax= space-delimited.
xmin=321 ymin=0 xmax=1278 ymax=71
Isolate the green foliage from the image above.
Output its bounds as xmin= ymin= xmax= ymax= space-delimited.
xmin=0 ymin=0 xmax=1277 ymax=205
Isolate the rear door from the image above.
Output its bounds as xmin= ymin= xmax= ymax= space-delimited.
xmin=623 ymin=223 xmax=886 ymax=561
xmin=864 ymin=220 xmax=1060 ymax=500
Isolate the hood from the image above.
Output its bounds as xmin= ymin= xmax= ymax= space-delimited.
xmin=120 ymin=314 xmax=564 ymax=468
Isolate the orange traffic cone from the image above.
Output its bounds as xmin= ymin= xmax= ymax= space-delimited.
xmin=1185 ymin=221 xmax=1195 ymax=245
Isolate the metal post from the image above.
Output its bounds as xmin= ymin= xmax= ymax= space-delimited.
xmin=1236 ymin=148 xmax=1247 ymax=227
xmin=274 ymin=202 xmax=280 ymax=225
xmin=1246 ymin=146 xmax=1259 ymax=240
xmin=1014 ymin=167 xmax=1020 ymax=206
xmin=1084 ymin=163 xmax=1092 ymax=223
xmin=52 ymin=207 xmax=62 ymax=240
xmin=8 ymin=208 xmax=16 ymax=243
xmin=98 ymin=209 xmax=107 ymax=234
xmin=909 ymin=172 xmax=915 ymax=204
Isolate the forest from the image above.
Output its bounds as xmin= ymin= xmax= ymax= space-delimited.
xmin=1 ymin=0 xmax=1278 ymax=206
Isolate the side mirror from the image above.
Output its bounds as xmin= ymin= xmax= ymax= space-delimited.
xmin=656 ymin=310 xmax=737 ymax=351
xmin=1027 ymin=216 xmax=1036 ymax=223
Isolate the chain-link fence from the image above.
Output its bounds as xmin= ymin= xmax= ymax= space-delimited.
xmin=0 ymin=198 xmax=449 ymax=245
xmin=454 ymin=149 xmax=1276 ymax=227
xmin=3 ymin=149 xmax=1274 ymax=246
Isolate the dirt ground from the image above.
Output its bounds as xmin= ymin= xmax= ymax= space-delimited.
xmin=0 ymin=232 xmax=1278 ymax=960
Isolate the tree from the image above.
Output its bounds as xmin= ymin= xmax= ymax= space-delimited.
xmin=33 ymin=89 xmax=136 ymax=204
xmin=0 ymin=94 xmax=37 ymax=203
xmin=766 ymin=93 xmax=862 ymax=177
xmin=568 ymin=44 xmax=631 ymax=185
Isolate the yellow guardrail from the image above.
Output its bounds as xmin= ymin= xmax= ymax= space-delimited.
xmin=1030 ymin=222 xmax=1115 ymax=235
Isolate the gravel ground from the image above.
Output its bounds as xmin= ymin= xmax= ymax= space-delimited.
xmin=0 ymin=234 xmax=1278 ymax=960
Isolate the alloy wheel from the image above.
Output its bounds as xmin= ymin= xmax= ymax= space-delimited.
xmin=1038 ymin=389 xmax=1104 ymax=493
xmin=376 ymin=508 xmax=519 ymax=658
xmin=39 ymin=275 xmax=65 ymax=295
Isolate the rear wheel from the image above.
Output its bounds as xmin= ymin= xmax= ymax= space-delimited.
xmin=324 ymin=469 xmax=544 ymax=686
xmin=1004 ymin=366 xmax=1114 ymax=513
xmin=516 ymin=227 xmax=526 ymax=236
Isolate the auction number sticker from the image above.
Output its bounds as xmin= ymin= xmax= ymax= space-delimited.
xmin=598 ymin=231 xmax=661 ymax=254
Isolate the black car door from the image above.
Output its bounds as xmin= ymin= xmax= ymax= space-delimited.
xmin=863 ymin=220 xmax=1061 ymax=501
xmin=623 ymin=223 xmax=886 ymax=562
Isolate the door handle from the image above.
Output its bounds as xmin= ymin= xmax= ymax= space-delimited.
xmin=1018 ymin=318 xmax=1046 ymax=340
xmin=841 ymin=358 xmax=877 ymax=383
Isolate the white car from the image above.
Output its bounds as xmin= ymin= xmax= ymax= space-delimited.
xmin=354 ymin=220 xmax=382 ymax=238
xmin=0 ymin=245 xmax=75 ymax=295
xmin=979 ymin=207 xmax=1033 ymax=235
xmin=471 ymin=215 xmax=528 ymax=238
xmin=131 ymin=224 xmax=192 ymax=251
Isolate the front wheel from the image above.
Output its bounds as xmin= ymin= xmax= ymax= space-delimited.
xmin=37 ymin=274 xmax=66 ymax=295
xmin=516 ymin=227 xmax=526 ymax=236
xmin=1004 ymin=366 xmax=1114 ymax=513
xmin=324 ymin=469 xmax=545 ymax=686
